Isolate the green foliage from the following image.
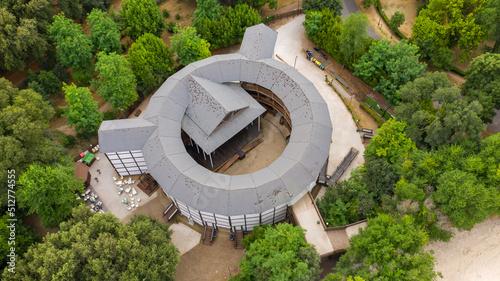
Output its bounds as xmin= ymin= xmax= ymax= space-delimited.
xmin=241 ymin=224 xmax=272 ymax=249
xmin=364 ymin=120 xmax=417 ymax=164
xmin=394 ymin=72 xmax=485 ymax=150
xmin=416 ymin=38 xmax=454 ymax=71
xmin=354 ymin=40 xmax=426 ymax=105
xmin=0 ymin=7 xmax=49 ymax=71
xmin=433 ymin=169 xmax=497 ymax=230
xmin=334 ymin=214 xmax=439 ymax=281
xmin=363 ymin=0 xmax=375 ymax=8
xmin=389 ymin=11 xmax=405 ymax=32
xmin=476 ymin=0 xmax=500 ymax=53
xmin=82 ymin=0 xmax=113 ymax=12
xmin=166 ymin=21 xmax=177 ymax=33
xmin=197 ymin=4 xmax=261 ymax=50
xmin=303 ymin=9 xmax=344 ymax=63
xmin=93 ymin=52 xmax=138 ymax=110
xmin=63 ymin=83 xmax=103 ymax=135
xmin=163 ymin=9 xmax=170 ymax=18
xmin=2 ymin=205 xmax=180 ymax=280
xmin=364 ymin=157 xmax=400 ymax=200
xmin=359 ymin=102 xmax=384 ymax=127
xmin=59 ymin=0 xmax=84 ymax=20
xmin=317 ymin=168 xmax=375 ymax=226
xmin=171 ymin=26 xmax=211 ymax=66
xmin=0 ymin=79 xmax=66 ymax=208
xmin=250 ymin=0 xmax=278 ymax=10
xmin=27 ymin=70 xmax=61 ymax=101
xmin=128 ymin=33 xmax=175 ymax=89
xmin=53 ymin=64 xmax=71 ymax=82
xmin=239 ymin=224 xmax=322 ymax=281
xmin=192 ymin=0 xmax=220 ymax=26
xmin=412 ymin=0 xmax=489 ymax=61
xmin=302 ymin=0 xmax=343 ymax=17
xmin=175 ymin=13 xmax=181 ymax=20
xmin=103 ymin=111 xmax=117 ymax=120
xmin=87 ymin=9 xmax=122 ymax=53
xmin=18 ymin=162 xmax=84 ymax=227
xmin=0 ymin=213 xmax=40 ymax=272
xmin=120 ymin=0 xmax=165 ymax=40
xmin=340 ymin=12 xmax=372 ymax=67
xmin=462 ymin=53 xmax=500 ymax=123
xmin=48 ymin=13 xmax=94 ymax=82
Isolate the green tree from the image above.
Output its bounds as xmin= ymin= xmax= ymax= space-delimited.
xmin=87 ymin=9 xmax=121 ymax=53
xmin=0 ymin=213 xmax=40 ymax=271
xmin=476 ymin=0 xmax=500 ymax=53
xmin=303 ymin=11 xmax=323 ymax=38
xmin=389 ymin=11 xmax=405 ymax=32
xmin=302 ymin=0 xmax=343 ymax=17
xmin=27 ymin=70 xmax=61 ymax=101
xmin=433 ymin=169 xmax=497 ymax=230
xmin=461 ymin=53 xmax=500 ymax=123
xmin=128 ymin=33 xmax=175 ymax=90
xmin=364 ymin=120 xmax=417 ymax=164
xmin=303 ymin=9 xmax=343 ymax=62
xmin=239 ymin=223 xmax=322 ymax=281
xmin=48 ymin=13 xmax=94 ymax=84
xmin=395 ymin=72 xmax=485 ymax=150
xmin=354 ymin=40 xmax=426 ymax=105
xmin=83 ymin=0 xmax=113 ymax=13
xmin=0 ymin=8 xmax=49 ymax=71
xmin=333 ymin=214 xmax=438 ymax=281
xmin=63 ymin=83 xmax=103 ymax=135
xmin=2 ymin=205 xmax=180 ymax=280
xmin=339 ymin=12 xmax=372 ymax=67
xmin=171 ymin=26 xmax=211 ymax=66
xmin=364 ymin=157 xmax=400 ymax=199
xmin=0 ymin=78 xmax=66 ymax=209
xmin=412 ymin=0 xmax=488 ymax=61
xmin=17 ymin=162 xmax=84 ymax=228
xmin=250 ymin=0 xmax=278 ymax=10
xmin=120 ymin=0 xmax=165 ymax=40
xmin=93 ymin=52 xmax=138 ymax=110
xmin=58 ymin=0 xmax=84 ymax=20
xmin=192 ymin=0 xmax=220 ymax=27
xmin=196 ymin=4 xmax=261 ymax=50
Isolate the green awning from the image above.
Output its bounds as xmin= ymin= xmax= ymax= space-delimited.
xmin=82 ymin=153 xmax=95 ymax=163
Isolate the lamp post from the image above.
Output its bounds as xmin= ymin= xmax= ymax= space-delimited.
xmin=378 ymin=9 xmax=384 ymax=26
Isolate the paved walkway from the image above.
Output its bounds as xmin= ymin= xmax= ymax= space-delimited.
xmin=275 ymin=15 xmax=365 ymax=177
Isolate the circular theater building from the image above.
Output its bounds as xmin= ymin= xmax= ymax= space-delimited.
xmin=98 ymin=24 xmax=332 ymax=231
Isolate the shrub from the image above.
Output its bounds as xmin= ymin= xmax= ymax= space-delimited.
xmin=53 ymin=64 xmax=71 ymax=83
xmin=166 ymin=21 xmax=177 ymax=33
xmin=360 ymin=102 xmax=384 ymax=127
xmin=61 ymin=135 xmax=77 ymax=148
xmin=103 ymin=111 xmax=117 ymax=120
xmin=175 ymin=14 xmax=181 ymax=20
xmin=163 ymin=9 xmax=170 ymax=18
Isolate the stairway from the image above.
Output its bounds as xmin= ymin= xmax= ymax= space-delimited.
xmin=235 ymin=229 xmax=244 ymax=249
xmin=203 ymin=225 xmax=214 ymax=245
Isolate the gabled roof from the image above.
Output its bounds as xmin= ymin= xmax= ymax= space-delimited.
xmin=239 ymin=24 xmax=278 ymax=60
xmin=186 ymin=75 xmax=249 ymax=136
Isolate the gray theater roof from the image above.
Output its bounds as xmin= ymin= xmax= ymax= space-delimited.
xmin=98 ymin=24 xmax=332 ymax=216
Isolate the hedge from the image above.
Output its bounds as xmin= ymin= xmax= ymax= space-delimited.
xmin=360 ymin=102 xmax=384 ymax=127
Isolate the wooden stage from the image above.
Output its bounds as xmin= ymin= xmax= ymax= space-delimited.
xmin=186 ymin=124 xmax=263 ymax=172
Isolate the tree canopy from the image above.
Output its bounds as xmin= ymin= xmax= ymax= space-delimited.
xmin=128 ymin=33 xmax=175 ymax=90
xmin=192 ymin=0 xmax=220 ymax=27
xmin=120 ymin=0 xmax=165 ymax=40
xmin=304 ymin=9 xmax=344 ymax=62
xmin=27 ymin=70 xmax=61 ymax=101
xmin=87 ymin=9 xmax=122 ymax=53
xmin=0 ymin=78 xmax=66 ymax=209
xmin=389 ymin=11 xmax=405 ymax=32
xmin=17 ymin=161 xmax=84 ymax=228
xmin=238 ymin=224 xmax=322 ymax=281
xmin=394 ymin=72 xmax=485 ymax=150
xmin=48 ymin=13 xmax=94 ymax=83
xmin=302 ymin=0 xmax=343 ymax=17
xmin=412 ymin=0 xmax=489 ymax=61
xmin=63 ymin=83 xmax=103 ymax=135
xmin=354 ymin=40 xmax=426 ymax=105
xmin=171 ymin=26 xmax=211 ymax=66
xmin=476 ymin=0 xmax=500 ymax=53
xmin=2 ymin=205 xmax=180 ymax=280
xmin=339 ymin=12 xmax=372 ymax=67
xmin=332 ymin=214 xmax=438 ymax=281
xmin=196 ymin=4 xmax=261 ymax=50
xmin=92 ymin=52 xmax=138 ymax=110
xmin=461 ymin=53 xmax=500 ymax=123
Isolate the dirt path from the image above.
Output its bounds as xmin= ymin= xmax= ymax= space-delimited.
xmin=425 ymin=217 xmax=500 ymax=281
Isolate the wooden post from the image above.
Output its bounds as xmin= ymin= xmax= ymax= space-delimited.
xmin=209 ymin=153 xmax=214 ymax=168
xmin=258 ymin=116 xmax=261 ymax=131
